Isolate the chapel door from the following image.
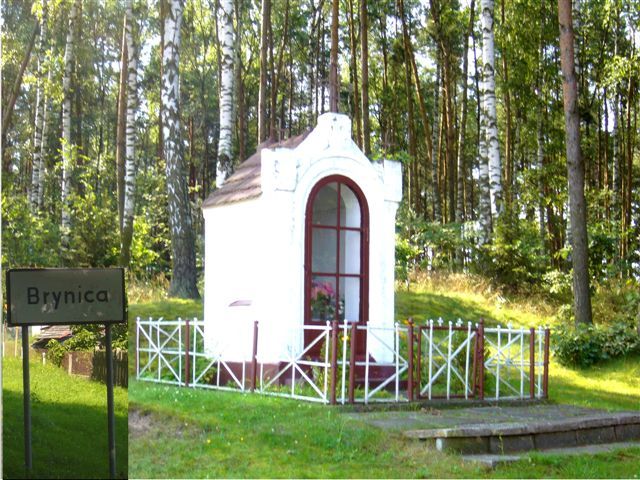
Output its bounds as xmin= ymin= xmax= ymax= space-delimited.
xmin=304 ymin=175 xmax=369 ymax=356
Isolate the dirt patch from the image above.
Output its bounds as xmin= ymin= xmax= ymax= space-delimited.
xmin=129 ymin=409 xmax=156 ymax=439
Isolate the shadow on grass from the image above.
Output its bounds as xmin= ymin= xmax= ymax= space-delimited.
xmin=3 ymin=386 xmax=128 ymax=479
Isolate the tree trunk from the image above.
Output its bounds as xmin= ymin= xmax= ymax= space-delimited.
xmin=162 ymin=0 xmax=200 ymax=299
xmin=558 ymin=0 xmax=592 ymax=325
xmin=37 ymin=68 xmax=51 ymax=210
xmin=398 ymin=0 xmax=436 ymax=219
xmin=456 ymin=0 xmax=474 ymax=223
xmin=360 ymin=0 xmax=371 ymax=155
xmin=31 ymin=8 xmax=47 ymax=212
xmin=116 ymin=15 xmax=128 ymax=235
xmin=217 ymin=0 xmax=235 ymax=185
xmin=329 ymin=0 xmax=339 ymax=112
xmin=481 ymin=0 xmax=502 ymax=219
xmin=258 ymin=0 xmax=270 ymax=143
xmin=347 ymin=0 xmax=362 ymax=148
xmin=235 ymin=0 xmax=246 ymax=163
xmin=120 ymin=0 xmax=138 ymax=267
xmin=2 ymin=22 xmax=39 ymax=173
xmin=270 ymin=0 xmax=290 ymax=141
xmin=61 ymin=0 xmax=81 ymax=246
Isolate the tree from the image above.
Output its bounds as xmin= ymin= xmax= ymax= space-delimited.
xmin=119 ymin=0 xmax=139 ymax=267
xmin=480 ymin=0 xmax=502 ymax=219
xmin=61 ymin=0 xmax=82 ymax=247
xmin=558 ymin=0 xmax=592 ymax=325
xmin=30 ymin=3 xmax=48 ymax=212
xmin=217 ymin=0 xmax=235 ymax=184
xmin=329 ymin=0 xmax=339 ymax=112
xmin=257 ymin=0 xmax=270 ymax=143
xmin=360 ymin=0 xmax=370 ymax=155
xmin=162 ymin=0 xmax=200 ymax=298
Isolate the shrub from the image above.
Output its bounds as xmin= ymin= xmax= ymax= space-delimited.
xmin=46 ymin=339 xmax=69 ymax=367
xmin=554 ymin=323 xmax=640 ymax=367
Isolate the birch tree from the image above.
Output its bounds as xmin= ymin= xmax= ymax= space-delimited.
xmin=480 ymin=0 xmax=502 ymax=219
xmin=162 ymin=0 xmax=200 ymax=298
xmin=30 ymin=3 xmax=48 ymax=212
xmin=558 ymin=0 xmax=592 ymax=325
xmin=217 ymin=0 xmax=235 ymax=185
xmin=119 ymin=0 xmax=138 ymax=267
xmin=61 ymin=0 xmax=81 ymax=245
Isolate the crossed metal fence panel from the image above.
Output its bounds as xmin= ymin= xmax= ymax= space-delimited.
xmin=135 ymin=317 xmax=550 ymax=403
xmin=258 ymin=323 xmax=331 ymax=403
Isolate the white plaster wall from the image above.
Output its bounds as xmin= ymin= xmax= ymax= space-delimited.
xmin=203 ymin=199 xmax=262 ymax=361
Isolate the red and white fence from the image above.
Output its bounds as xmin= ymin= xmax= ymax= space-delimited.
xmin=135 ymin=317 xmax=550 ymax=404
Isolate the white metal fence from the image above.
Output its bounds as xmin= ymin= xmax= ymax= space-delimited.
xmin=135 ymin=317 xmax=550 ymax=404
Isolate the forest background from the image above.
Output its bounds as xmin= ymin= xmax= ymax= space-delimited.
xmin=1 ymin=0 xmax=639 ymax=363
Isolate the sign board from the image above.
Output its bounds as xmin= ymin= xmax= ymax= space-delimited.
xmin=7 ymin=268 xmax=126 ymax=326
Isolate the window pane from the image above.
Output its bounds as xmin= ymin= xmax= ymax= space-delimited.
xmin=312 ymin=228 xmax=337 ymax=273
xmin=310 ymin=276 xmax=338 ymax=321
xmin=312 ymin=183 xmax=338 ymax=225
xmin=339 ymin=277 xmax=360 ymax=323
xmin=339 ymin=230 xmax=361 ymax=274
xmin=340 ymin=184 xmax=362 ymax=228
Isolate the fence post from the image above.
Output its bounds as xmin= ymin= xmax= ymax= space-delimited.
xmin=251 ymin=321 xmax=259 ymax=392
xmin=184 ymin=319 xmax=191 ymax=387
xmin=478 ymin=318 xmax=485 ymax=401
xmin=543 ymin=328 xmax=550 ymax=399
xmin=330 ymin=320 xmax=338 ymax=405
xmin=529 ymin=327 xmax=535 ymax=399
xmin=407 ymin=318 xmax=414 ymax=402
xmin=348 ymin=323 xmax=357 ymax=404
xmin=135 ymin=317 xmax=139 ymax=378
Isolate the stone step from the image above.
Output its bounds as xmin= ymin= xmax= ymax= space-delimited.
xmin=403 ymin=412 xmax=640 ymax=454
xmin=462 ymin=441 xmax=640 ymax=468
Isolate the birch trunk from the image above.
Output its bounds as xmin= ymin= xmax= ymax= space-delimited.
xmin=31 ymin=6 xmax=47 ymax=212
xmin=37 ymin=69 xmax=51 ymax=210
xmin=217 ymin=0 xmax=235 ymax=185
xmin=61 ymin=0 xmax=81 ymax=245
xmin=480 ymin=0 xmax=502 ymax=219
xmin=162 ymin=0 xmax=200 ymax=298
xmin=558 ymin=0 xmax=592 ymax=325
xmin=477 ymin=56 xmax=492 ymax=245
xmin=120 ymin=0 xmax=138 ymax=267
xmin=116 ymin=15 xmax=128 ymax=235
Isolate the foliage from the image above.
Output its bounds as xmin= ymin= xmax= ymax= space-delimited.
xmin=475 ymin=208 xmax=547 ymax=290
xmin=45 ymin=339 xmax=68 ymax=367
xmin=1 ymin=194 xmax=61 ymax=268
xmin=554 ymin=323 xmax=640 ymax=368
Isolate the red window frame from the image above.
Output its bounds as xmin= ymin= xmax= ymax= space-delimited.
xmin=304 ymin=175 xmax=370 ymax=333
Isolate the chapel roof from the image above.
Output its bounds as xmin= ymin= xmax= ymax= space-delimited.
xmin=203 ymin=131 xmax=310 ymax=208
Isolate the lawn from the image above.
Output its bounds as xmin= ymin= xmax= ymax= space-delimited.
xmin=3 ymin=357 xmax=128 ymax=479
xmin=128 ymin=282 xmax=640 ymax=478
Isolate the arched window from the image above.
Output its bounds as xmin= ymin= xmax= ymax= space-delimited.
xmin=304 ymin=176 xmax=369 ymax=338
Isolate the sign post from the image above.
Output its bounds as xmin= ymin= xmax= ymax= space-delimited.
xmin=22 ymin=325 xmax=32 ymax=470
xmin=7 ymin=268 xmax=126 ymax=479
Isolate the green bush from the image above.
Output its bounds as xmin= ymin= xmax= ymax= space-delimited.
xmin=554 ymin=323 xmax=640 ymax=367
xmin=476 ymin=208 xmax=547 ymax=290
xmin=45 ymin=339 xmax=69 ymax=367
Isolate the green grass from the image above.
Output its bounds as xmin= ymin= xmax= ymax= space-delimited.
xmin=3 ymin=357 xmax=128 ymax=479
xmin=128 ymin=279 xmax=640 ymax=478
